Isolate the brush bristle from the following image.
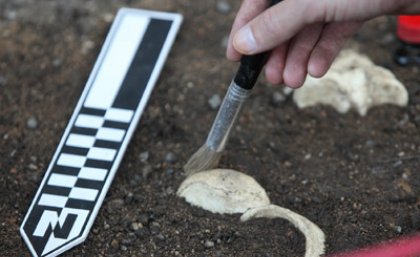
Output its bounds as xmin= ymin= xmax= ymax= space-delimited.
xmin=183 ymin=145 xmax=223 ymax=176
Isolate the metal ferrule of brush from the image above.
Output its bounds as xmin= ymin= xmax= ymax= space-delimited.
xmin=205 ymin=81 xmax=250 ymax=152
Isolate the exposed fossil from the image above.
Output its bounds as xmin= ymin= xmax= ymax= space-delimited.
xmin=293 ymin=49 xmax=408 ymax=116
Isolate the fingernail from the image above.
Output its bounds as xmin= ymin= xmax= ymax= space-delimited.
xmin=234 ymin=25 xmax=257 ymax=54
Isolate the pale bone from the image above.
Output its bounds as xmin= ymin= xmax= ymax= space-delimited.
xmin=293 ymin=49 xmax=408 ymax=116
xmin=177 ymin=169 xmax=270 ymax=214
xmin=177 ymin=169 xmax=325 ymax=257
xmin=241 ymin=204 xmax=325 ymax=257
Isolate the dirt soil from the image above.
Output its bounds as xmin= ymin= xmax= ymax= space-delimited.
xmin=1 ymin=0 xmax=420 ymax=256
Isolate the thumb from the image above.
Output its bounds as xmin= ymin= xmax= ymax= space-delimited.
xmin=232 ymin=0 xmax=411 ymax=55
xmin=232 ymin=0 xmax=309 ymax=55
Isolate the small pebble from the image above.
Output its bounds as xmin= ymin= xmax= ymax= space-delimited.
xmin=125 ymin=192 xmax=133 ymax=204
xmin=166 ymin=187 xmax=174 ymax=195
xmin=216 ymin=0 xmax=231 ymax=14
xmin=121 ymin=239 xmax=132 ymax=246
xmin=131 ymin=222 xmax=143 ymax=231
xmin=165 ymin=152 xmax=178 ymax=164
xmin=5 ymin=10 xmax=17 ymax=20
xmin=268 ymin=141 xmax=276 ymax=150
xmin=156 ymin=234 xmax=166 ymax=241
xmin=208 ymin=94 xmax=222 ymax=110
xmin=393 ymin=160 xmax=403 ymax=168
xmin=134 ymin=227 xmax=148 ymax=237
xmin=0 ymin=76 xmax=7 ymax=86
xmin=109 ymin=199 xmax=124 ymax=208
xmin=4 ymin=238 xmax=14 ymax=248
xmin=142 ymin=165 xmax=153 ymax=179
xmin=187 ymin=81 xmax=194 ymax=88
xmin=138 ymin=213 xmax=150 ymax=225
xmin=394 ymin=225 xmax=402 ymax=233
xmin=134 ymin=174 xmax=141 ymax=181
xmin=81 ymin=40 xmax=95 ymax=54
xmin=110 ymin=239 xmax=119 ymax=249
xmin=52 ymin=59 xmax=62 ymax=67
xmin=411 ymin=214 xmax=420 ymax=229
xmin=139 ymin=151 xmax=149 ymax=163
xmin=28 ymin=163 xmax=38 ymax=170
xmin=380 ymin=33 xmax=395 ymax=46
xmin=204 ymin=240 xmax=215 ymax=248
xmin=166 ymin=168 xmax=174 ymax=175
xmin=365 ymin=140 xmax=375 ymax=148
xmin=102 ymin=13 xmax=114 ymax=23
xmin=129 ymin=178 xmax=139 ymax=187
xmin=283 ymin=87 xmax=293 ymax=95
xmin=27 ymin=116 xmax=38 ymax=129
xmin=221 ymin=35 xmax=229 ymax=48
xmin=271 ymin=92 xmax=286 ymax=105
xmin=311 ymin=196 xmax=321 ymax=204
xmin=414 ymin=115 xmax=420 ymax=126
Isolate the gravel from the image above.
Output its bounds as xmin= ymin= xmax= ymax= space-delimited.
xmin=208 ymin=94 xmax=222 ymax=110
xmin=26 ymin=116 xmax=38 ymax=129
xmin=0 ymin=76 xmax=7 ymax=86
xmin=204 ymin=240 xmax=215 ymax=248
xmin=142 ymin=165 xmax=153 ymax=179
xmin=271 ymin=91 xmax=286 ymax=105
xmin=139 ymin=151 xmax=149 ymax=163
xmin=165 ymin=152 xmax=178 ymax=163
xmin=216 ymin=0 xmax=231 ymax=14
xmin=110 ymin=239 xmax=119 ymax=250
xmin=220 ymin=35 xmax=229 ymax=48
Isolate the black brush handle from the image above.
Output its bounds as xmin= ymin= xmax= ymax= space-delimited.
xmin=233 ymin=0 xmax=282 ymax=90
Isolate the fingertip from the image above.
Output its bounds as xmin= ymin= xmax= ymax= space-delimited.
xmin=283 ymin=68 xmax=306 ymax=88
xmin=283 ymin=58 xmax=307 ymax=88
xmin=233 ymin=25 xmax=257 ymax=55
xmin=307 ymin=47 xmax=333 ymax=78
xmin=307 ymin=22 xmax=361 ymax=78
xmin=226 ymin=48 xmax=242 ymax=61
xmin=307 ymin=57 xmax=328 ymax=78
xmin=284 ymin=78 xmax=305 ymax=89
xmin=226 ymin=34 xmax=241 ymax=61
xmin=264 ymin=46 xmax=287 ymax=85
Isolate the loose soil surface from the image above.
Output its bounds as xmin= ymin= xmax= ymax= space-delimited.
xmin=1 ymin=0 xmax=419 ymax=256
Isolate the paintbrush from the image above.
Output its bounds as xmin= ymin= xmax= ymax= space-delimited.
xmin=184 ymin=0 xmax=282 ymax=175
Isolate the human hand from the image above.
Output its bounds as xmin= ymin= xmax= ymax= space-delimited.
xmin=227 ymin=0 xmax=420 ymax=88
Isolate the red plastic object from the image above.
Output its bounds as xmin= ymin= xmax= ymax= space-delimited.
xmin=397 ymin=16 xmax=420 ymax=44
xmin=330 ymin=234 xmax=420 ymax=257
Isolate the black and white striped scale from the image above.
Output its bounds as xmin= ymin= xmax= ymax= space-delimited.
xmin=20 ymin=8 xmax=182 ymax=257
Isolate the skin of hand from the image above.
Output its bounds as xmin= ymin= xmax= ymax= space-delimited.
xmin=227 ymin=0 xmax=420 ymax=88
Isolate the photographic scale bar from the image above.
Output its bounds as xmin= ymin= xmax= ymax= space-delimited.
xmin=20 ymin=8 xmax=182 ymax=257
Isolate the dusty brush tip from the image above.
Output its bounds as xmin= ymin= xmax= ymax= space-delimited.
xmin=183 ymin=145 xmax=223 ymax=176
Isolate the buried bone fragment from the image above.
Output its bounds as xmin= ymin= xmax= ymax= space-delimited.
xmin=177 ymin=169 xmax=269 ymax=214
xmin=241 ymin=205 xmax=325 ymax=257
xmin=293 ymin=49 xmax=408 ymax=116
xmin=177 ymin=169 xmax=325 ymax=257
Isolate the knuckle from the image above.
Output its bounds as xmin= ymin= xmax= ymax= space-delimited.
xmin=260 ymin=9 xmax=279 ymax=38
